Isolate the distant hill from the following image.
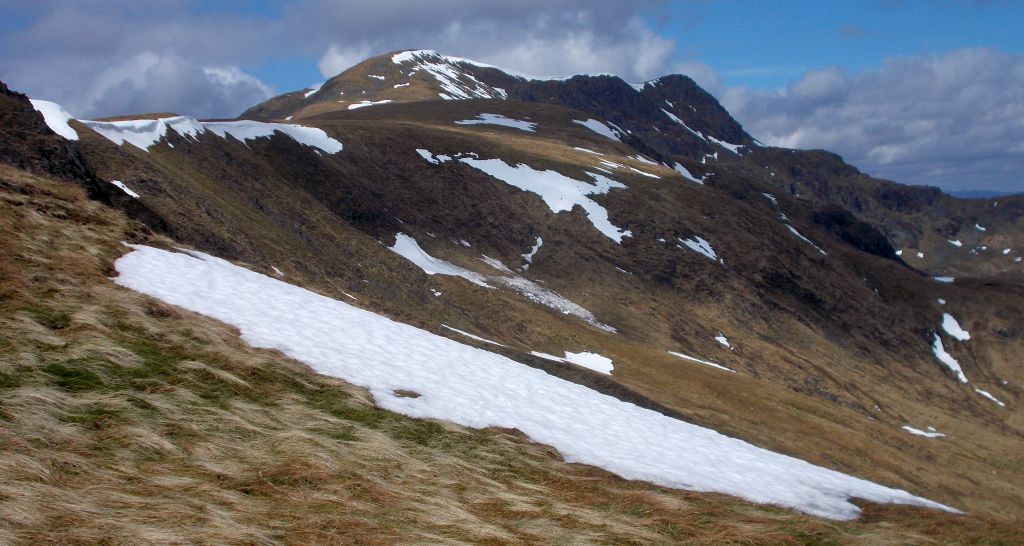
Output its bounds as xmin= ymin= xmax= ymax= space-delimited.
xmin=950 ymin=189 xmax=1023 ymax=199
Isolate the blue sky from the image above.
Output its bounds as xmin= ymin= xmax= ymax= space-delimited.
xmin=660 ymin=0 xmax=1024 ymax=89
xmin=1 ymin=0 xmax=1023 ymax=192
xmin=232 ymin=0 xmax=1024 ymax=94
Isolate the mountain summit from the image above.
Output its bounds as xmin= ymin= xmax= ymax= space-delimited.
xmin=243 ymin=49 xmax=753 ymax=160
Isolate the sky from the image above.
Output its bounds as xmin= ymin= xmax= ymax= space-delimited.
xmin=1 ymin=0 xmax=1022 ymax=193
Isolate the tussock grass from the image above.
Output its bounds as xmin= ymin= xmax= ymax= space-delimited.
xmin=1 ymin=163 xmax=1022 ymax=544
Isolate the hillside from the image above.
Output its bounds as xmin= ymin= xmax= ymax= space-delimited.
xmin=3 ymin=44 xmax=1024 ymax=543
xmin=244 ymin=49 xmax=1024 ymax=280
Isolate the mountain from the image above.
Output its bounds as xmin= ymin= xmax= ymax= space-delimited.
xmin=2 ymin=49 xmax=1023 ymax=542
xmin=952 ymin=189 xmax=1023 ymax=199
xmin=245 ymin=49 xmax=1024 ymax=280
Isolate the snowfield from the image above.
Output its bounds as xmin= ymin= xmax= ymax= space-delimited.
xmin=113 ymin=245 xmax=954 ymax=521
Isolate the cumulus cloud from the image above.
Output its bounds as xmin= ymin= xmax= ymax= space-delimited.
xmin=725 ymin=48 xmax=1024 ymax=192
xmin=310 ymin=8 xmax=676 ymax=83
xmin=0 ymin=0 xmax=675 ymax=117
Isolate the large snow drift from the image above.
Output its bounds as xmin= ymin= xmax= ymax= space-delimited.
xmin=112 ymin=244 xmax=954 ymax=521
xmin=29 ymin=99 xmax=79 ymax=140
xmin=81 ymin=116 xmax=342 ymax=154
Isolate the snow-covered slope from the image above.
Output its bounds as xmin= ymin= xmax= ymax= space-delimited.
xmin=113 ymin=244 xmax=954 ymax=521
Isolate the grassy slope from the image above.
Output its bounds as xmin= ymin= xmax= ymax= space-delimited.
xmin=73 ymin=100 xmax=1024 ymax=521
xmin=3 ymin=165 xmax=1024 ymax=544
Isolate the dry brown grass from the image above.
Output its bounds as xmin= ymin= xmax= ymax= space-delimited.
xmin=1 ymin=163 xmax=1022 ymax=544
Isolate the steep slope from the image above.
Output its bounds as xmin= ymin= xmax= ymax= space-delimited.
xmin=28 ymin=86 xmax=1021 ymax=525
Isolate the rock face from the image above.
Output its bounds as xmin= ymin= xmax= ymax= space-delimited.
xmin=0 ymin=80 xmax=168 ymax=232
xmin=5 ymin=56 xmax=1024 ymax=521
xmin=0 ymin=81 xmax=95 ymax=184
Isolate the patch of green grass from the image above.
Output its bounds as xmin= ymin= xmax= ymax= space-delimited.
xmin=787 ymin=525 xmax=841 ymax=546
xmin=0 ymin=371 xmax=20 ymax=389
xmin=390 ymin=419 xmax=452 ymax=448
xmin=42 ymin=361 xmax=107 ymax=391
xmin=27 ymin=307 xmax=71 ymax=330
xmin=652 ymin=521 xmax=685 ymax=539
xmin=62 ymin=405 xmax=122 ymax=428
xmin=315 ymin=425 xmax=359 ymax=442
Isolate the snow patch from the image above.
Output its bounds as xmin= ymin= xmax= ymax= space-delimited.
xmin=947 ymin=239 xmax=963 ymax=248
xmin=493 ymin=275 xmax=615 ymax=332
xmin=931 ymin=333 xmax=968 ymax=383
xmin=348 ymin=99 xmax=392 ymax=110
xmin=416 ymin=149 xmax=442 ymax=164
xmin=679 ymin=236 xmax=721 ymax=263
xmin=303 ymin=83 xmax=322 ymax=98
xmin=668 ymin=351 xmax=734 ymax=373
xmin=707 ymin=135 xmax=744 ymax=154
xmin=522 ymin=237 xmax=543 ymax=267
xmin=111 ymin=244 xmax=955 ymax=521
xmin=564 ymin=352 xmax=615 ymax=374
xmin=388 ymin=233 xmax=490 ymax=287
xmin=110 ymin=180 xmax=139 ymax=199
xmin=933 ymin=276 xmax=955 ymax=284
xmin=660 ymin=108 xmax=707 ymax=141
xmin=715 ymin=334 xmax=732 ymax=349
xmin=785 ymin=225 xmax=827 ymax=255
xmin=628 ymin=166 xmax=660 ymax=178
xmin=902 ymin=426 xmax=945 ymax=438
xmin=441 ymin=325 xmax=505 ymax=347
xmin=975 ymin=389 xmax=1006 ymax=407
xmin=573 ymin=119 xmax=622 ymax=141
xmin=459 ymin=158 xmax=631 ymax=243
xmin=455 ymin=113 xmax=536 ymax=132
xmin=673 ymin=163 xmax=704 ymax=184
xmin=203 ymin=120 xmax=343 ymax=154
xmin=941 ymin=313 xmax=970 ymax=341
xmin=29 ymin=99 xmax=79 ymax=140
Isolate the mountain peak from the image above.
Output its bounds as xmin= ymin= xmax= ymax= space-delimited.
xmin=239 ymin=49 xmax=754 ymax=159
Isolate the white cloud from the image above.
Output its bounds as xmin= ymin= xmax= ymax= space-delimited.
xmin=318 ymin=43 xmax=376 ymax=78
xmin=726 ymin=48 xmax=1024 ymax=192
xmin=71 ymin=51 xmax=272 ymax=118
